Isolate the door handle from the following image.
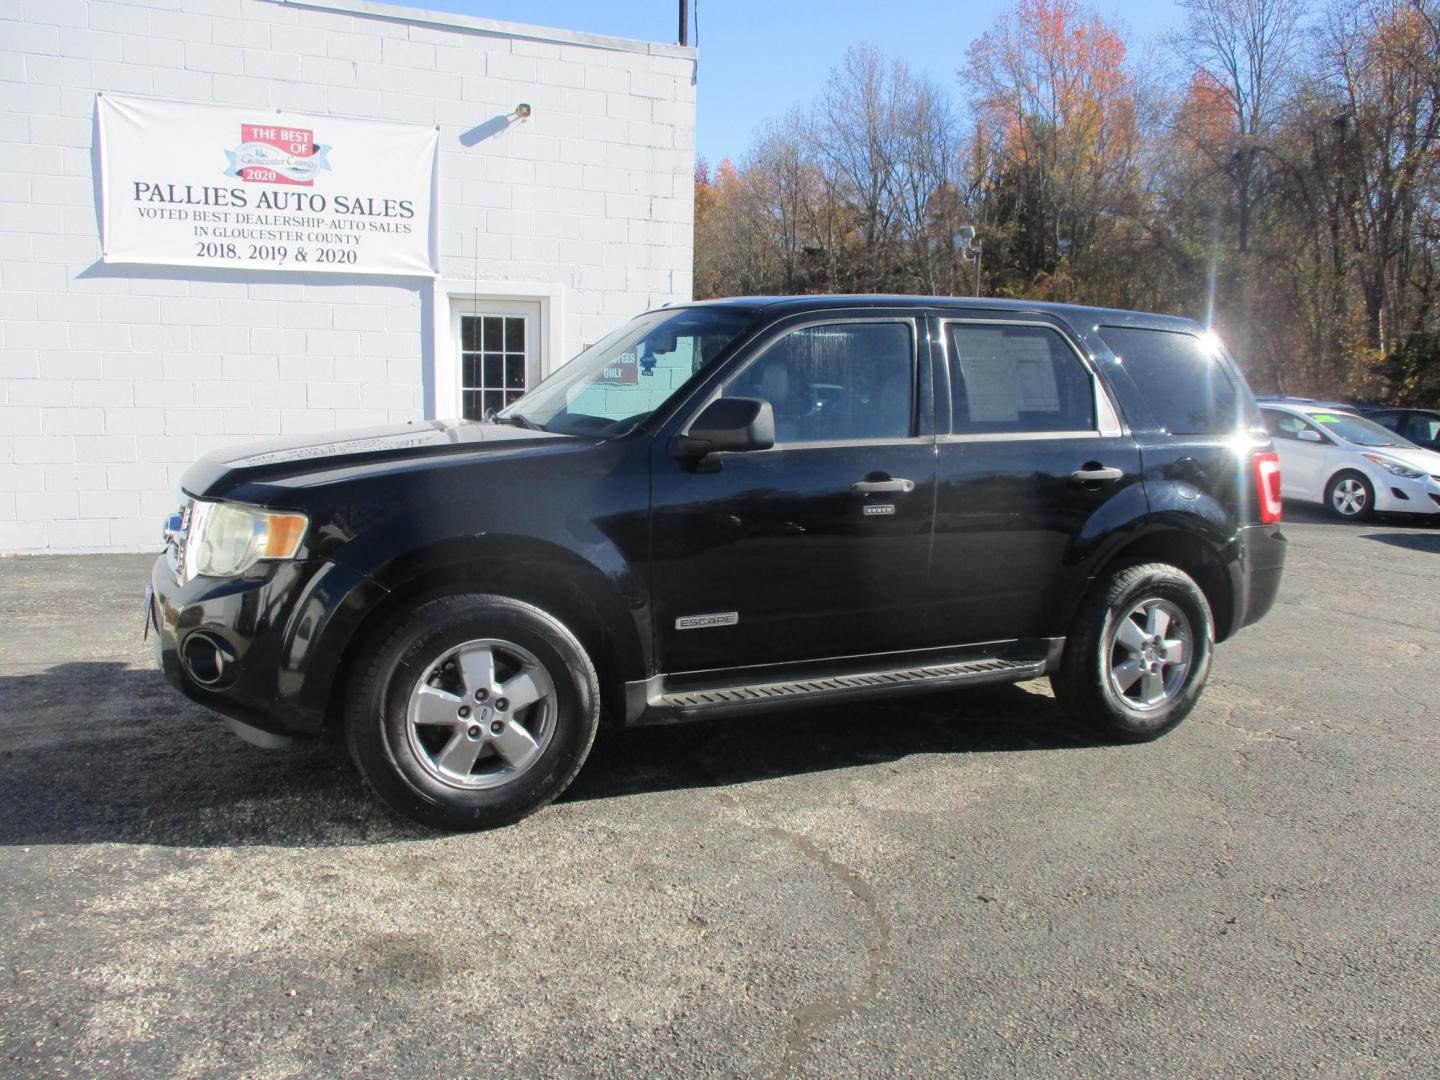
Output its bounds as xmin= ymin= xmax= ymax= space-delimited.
xmin=851 ymin=477 xmax=915 ymax=494
xmin=1070 ymin=465 xmax=1126 ymax=483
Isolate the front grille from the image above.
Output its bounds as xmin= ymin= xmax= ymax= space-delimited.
xmin=1430 ymin=493 xmax=1440 ymax=509
xmin=162 ymin=497 xmax=194 ymax=579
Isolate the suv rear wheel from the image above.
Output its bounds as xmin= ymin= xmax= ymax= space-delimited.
xmin=346 ymin=593 xmax=600 ymax=830
xmin=1052 ymin=562 xmax=1214 ymax=741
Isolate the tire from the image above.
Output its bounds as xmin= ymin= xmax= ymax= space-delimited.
xmin=345 ymin=593 xmax=600 ymax=830
xmin=1325 ymin=470 xmax=1375 ymax=521
xmin=1051 ymin=562 xmax=1214 ymax=742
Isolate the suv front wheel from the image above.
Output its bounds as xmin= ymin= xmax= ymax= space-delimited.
xmin=1053 ymin=562 xmax=1214 ymax=741
xmin=346 ymin=593 xmax=601 ymax=830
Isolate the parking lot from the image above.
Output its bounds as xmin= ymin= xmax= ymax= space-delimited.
xmin=1 ymin=508 xmax=1437 ymax=1078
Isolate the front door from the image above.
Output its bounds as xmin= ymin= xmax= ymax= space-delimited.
xmin=1261 ymin=408 xmax=1334 ymax=501
xmin=453 ymin=299 xmax=542 ymax=420
xmin=650 ymin=315 xmax=938 ymax=674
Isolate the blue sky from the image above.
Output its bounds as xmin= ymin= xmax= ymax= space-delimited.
xmin=413 ymin=0 xmax=1186 ymax=164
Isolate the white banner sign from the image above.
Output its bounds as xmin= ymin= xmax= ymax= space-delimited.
xmin=96 ymin=94 xmax=439 ymax=276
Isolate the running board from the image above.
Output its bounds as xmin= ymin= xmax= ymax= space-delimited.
xmin=630 ymin=653 xmax=1050 ymax=725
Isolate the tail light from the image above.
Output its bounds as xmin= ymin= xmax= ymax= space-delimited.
xmin=1254 ymin=451 xmax=1282 ymax=523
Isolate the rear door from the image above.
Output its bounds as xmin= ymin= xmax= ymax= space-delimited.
xmin=929 ymin=315 xmax=1143 ymax=645
xmin=649 ymin=313 xmax=938 ymax=673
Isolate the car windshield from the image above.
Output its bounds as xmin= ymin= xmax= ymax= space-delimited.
xmin=1307 ymin=410 xmax=1414 ymax=448
xmin=496 ymin=307 xmax=758 ymax=437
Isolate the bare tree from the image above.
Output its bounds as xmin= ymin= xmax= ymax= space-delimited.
xmin=1325 ymin=0 xmax=1440 ymax=352
xmin=1172 ymin=0 xmax=1308 ymax=251
xmin=745 ymin=110 xmax=815 ymax=292
xmin=814 ymin=46 xmax=905 ymax=289
xmin=892 ymin=70 xmax=963 ymax=293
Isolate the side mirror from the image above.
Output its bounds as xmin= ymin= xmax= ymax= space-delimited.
xmin=670 ymin=397 xmax=776 ymax=458
xmin=1298 ymin=429 xmax=1323 ymax=443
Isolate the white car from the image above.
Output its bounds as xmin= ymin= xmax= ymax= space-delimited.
xmin=1260 ymin=402 xmax=1440 ymax=520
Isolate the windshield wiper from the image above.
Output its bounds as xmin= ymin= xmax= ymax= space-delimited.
xmin=491 ymin=413 xmax=544 ymax=432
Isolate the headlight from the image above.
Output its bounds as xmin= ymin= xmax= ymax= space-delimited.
xmin=185 ymin=500 xmax=308 ymax=580
xmin=1361 ymin=454 xmax=1425 ymax=480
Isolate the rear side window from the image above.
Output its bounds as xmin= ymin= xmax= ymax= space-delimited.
xmin=947 ymin=323 xmax=1096 ymax=434
xmin=1098 ymin=327 xmax=1242 ymax=435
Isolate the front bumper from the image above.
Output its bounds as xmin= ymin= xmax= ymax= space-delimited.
xmin=149 ymin=552 xmax=388 ymax=741
xmin=1372 ymin=471 xmax=1440 ymax=515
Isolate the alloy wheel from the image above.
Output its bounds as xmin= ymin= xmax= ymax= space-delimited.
xmin=1105 ymin=598 xmax=1193 ymax=711
xmin=404 ymin=638 xmax=556 ymax=790
xmin=1332 ymin=477 xmax=1368 ymax=517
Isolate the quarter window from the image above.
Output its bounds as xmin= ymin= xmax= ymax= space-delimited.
xmin=947 ymin=323 xmax=1096 ymax=434
xmin=1097 ymin=326 xmax=1241 ymax=435
xmin=725 ymin=321 xmax=915 ymax=443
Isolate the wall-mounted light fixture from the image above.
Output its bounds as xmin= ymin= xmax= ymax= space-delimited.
xmin=509 ymin=103 xmax=532 ymax=122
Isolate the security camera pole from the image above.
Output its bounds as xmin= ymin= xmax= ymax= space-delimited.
xmin=954 ymin=226 xmax=982 ymax=297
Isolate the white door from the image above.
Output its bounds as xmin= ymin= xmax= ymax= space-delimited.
xmin=451 ymin=299 xmax=543 ymax=421
xmin=1262 ymin=409 xmax=1333 ymax=501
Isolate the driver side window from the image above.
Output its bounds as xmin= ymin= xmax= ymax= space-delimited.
xmin=724 ymin=321 xmax=915 ymax=444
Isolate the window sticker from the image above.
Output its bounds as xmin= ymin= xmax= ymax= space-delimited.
xmin=1010 ymin=335 xmax=1062 ymax=412
xmin=1312 ymin=414 xmax=1340 ymax=424
xmin=956 ymin=328 xmax=1019 ymax=422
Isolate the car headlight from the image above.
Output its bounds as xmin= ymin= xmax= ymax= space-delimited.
xmin=1361 ymin=454 xmax=1425 ymax=480
xmin=185 ymin=500 xmax=308 ymax=580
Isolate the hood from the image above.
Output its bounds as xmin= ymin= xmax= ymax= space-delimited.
xmin=181 ymin=419 xmax=577 ymax=499
xmin=1361 ymin=443 xmax=1440 ymax=475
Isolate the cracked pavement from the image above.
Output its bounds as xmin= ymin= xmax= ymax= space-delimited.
xmin=2 ymin=505 xmax=1438 ymax=1077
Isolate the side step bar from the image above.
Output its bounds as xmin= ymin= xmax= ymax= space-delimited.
xmin=630 ymin=652 xmax=1052 ymax=725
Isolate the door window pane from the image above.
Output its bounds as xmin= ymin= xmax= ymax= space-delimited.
xmin=1404 ymin=414 xmax=1440 ymax=443
xmin=1097 ymin=326 xmax=1241 ymax=435
xmin=726 ymin=322 xmax=914 ymax=443
xmin=1262 ymin=410 xmax=1324 ymax=441
xmin=461 ymin=314 xmax=526 ymax=420
xmin=1368 ymin=412 xmax=1400 ymax=432
xmin=948 ymin=324 xmax=1095 ymax=434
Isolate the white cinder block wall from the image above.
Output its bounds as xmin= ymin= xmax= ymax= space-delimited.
xmin=0 ymin=0 xmax=697 ymax=553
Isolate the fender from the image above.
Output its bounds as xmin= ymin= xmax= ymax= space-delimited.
xmin=350 ymin=533 xmax=649 ymax=682
xmin=1074 ymin=501 xmax=1245 ymax=642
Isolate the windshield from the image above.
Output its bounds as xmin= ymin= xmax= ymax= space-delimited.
xmin=1307 ymin=410 xmax=1416 ymax=449
xmin=496 ymin=307 xmax=758 ymax=436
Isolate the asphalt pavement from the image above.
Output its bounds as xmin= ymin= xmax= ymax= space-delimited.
xmin=2 ymin=507 xmax=1438 ymax=1077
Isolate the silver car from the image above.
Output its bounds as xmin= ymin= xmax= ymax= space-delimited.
xmin=1261 ymin=403 xmax=1440 ymax=520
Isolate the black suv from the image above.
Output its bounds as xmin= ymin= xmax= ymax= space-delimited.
xmin=148 ymin=297 xmax=1287 ymax=829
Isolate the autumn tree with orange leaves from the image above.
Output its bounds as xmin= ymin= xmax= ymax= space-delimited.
xmin=964 ymin=0 xmax=1143 ymax=292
